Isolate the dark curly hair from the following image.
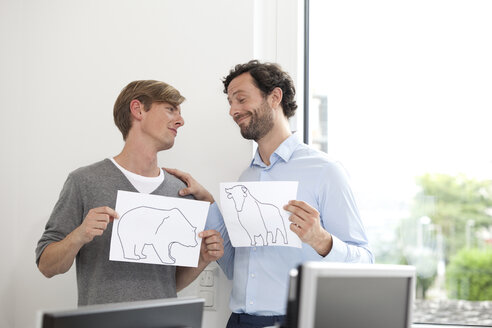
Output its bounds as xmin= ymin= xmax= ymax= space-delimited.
xmin=222 ymin=60 xmax=297 ymax=118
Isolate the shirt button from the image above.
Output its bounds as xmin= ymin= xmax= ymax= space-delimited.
xmin=250 ymin=301 xmax=254 ymax=305
xmin=253 ymin=247 xmax=257 ymax=251
xmin=251 ymin=273 xmax=255 ymax=278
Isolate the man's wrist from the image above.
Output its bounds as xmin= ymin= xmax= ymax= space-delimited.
xmin=312 ymin=230 xmax=333 ymax=257
xmin=198 ymin=256 xmax=212 ymax=270
xmin=203 ymin=192 xmax=214 ymax=203
xmin=67 ymin=228 xmax=87 ymax=250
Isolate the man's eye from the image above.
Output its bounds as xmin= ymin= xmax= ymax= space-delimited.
xmin=238 ymin=99 xmax=245 ymax=103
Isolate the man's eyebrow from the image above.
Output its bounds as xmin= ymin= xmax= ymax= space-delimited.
xmin=227 ymin=90 xmax=244 ymax=102
xmin=164 ymin=104 xmax=177 ymax=109
xmin=230 ymin=90 xmax=245 ymax=97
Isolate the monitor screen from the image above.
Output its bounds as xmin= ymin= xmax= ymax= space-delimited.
xmin=37 ymin=297 xmax=204 ymax=328
xmin=285 ymin=262 xmax=415 ymax=328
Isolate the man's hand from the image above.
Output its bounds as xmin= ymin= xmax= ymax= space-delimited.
xmin=175 ymin=230 xmax=224 ymax=291
xmin=198 ymin=230 xmax=224 ymax=263
xmin=74 ymin=206 xmax=119 ymax=245
xmin=38 ymin=206 xmax=119 ymax=278
xmin=164 ymin=168 xmax=215 ymax=203
xmin=284 ymin=200 xmax=333 ymax=256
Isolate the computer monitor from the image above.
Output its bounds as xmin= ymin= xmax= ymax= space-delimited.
xmin=285 ymin=262 xmax=415 ymax=328
xmin=37 ymin=297 xmax=204 ymax=328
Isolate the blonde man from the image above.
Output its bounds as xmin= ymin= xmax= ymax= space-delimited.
xmin=36 ymin=80 xmax=223 ymax=306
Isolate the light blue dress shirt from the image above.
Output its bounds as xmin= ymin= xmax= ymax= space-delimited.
xmin=205 ymin=134 xmax=374 ymax=316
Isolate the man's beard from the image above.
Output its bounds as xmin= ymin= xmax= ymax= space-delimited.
xmin=239 ymin=101 xmax=274 ymax=141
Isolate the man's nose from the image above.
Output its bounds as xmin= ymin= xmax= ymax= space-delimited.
xmin=175 ymin=114 xmax=184 ymax=127
xmin=229 ymin=103 xmax=239 ymax=118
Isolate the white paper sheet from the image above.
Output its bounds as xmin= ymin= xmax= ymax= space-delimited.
xmin=219 ymin=181 xmax=301 ymax=248
xmin=110 ymin=190 xmax=209 ymax=267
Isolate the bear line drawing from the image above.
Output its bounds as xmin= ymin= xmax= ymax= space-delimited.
xmin=225 ymin=184 xmax=288 ymax=246
xmin=116 ymin=206 xmax=198 ymax=264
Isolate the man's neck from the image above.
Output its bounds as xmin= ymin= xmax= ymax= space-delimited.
xmin=114 ymin=139 xmax=160 ymax=177
xmin=256 ymin=122 xmax=292 ymax=166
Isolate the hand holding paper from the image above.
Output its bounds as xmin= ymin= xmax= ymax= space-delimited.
xmin=76 ymin=206 xmax=119 ymax=245
xmin=198 ymin=230 xmax=224 ymax=263
xmin=284 ymin=200 xmax=333 ymax=256
xmin=220 ymin=181 xmax=301 ymax=248
xmin=109 ymin=191 xmax=210 ymax=267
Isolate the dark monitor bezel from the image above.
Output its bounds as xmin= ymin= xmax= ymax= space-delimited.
xmin=37 ymin=297 xmax=204 ymax=328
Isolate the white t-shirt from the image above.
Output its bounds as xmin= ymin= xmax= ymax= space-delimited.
xmin=110 ymin=158 xmax=164 ymax=194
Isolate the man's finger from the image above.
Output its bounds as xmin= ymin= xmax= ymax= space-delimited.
xmin=94 ymin=206 xmax=119 ymax=219
xmin=164 ymin=167 xmax=187 ymax=181
xmin=179 ymin=187 xmax=192 ymax=196
xmin=163 ymin=167 xmax=179 ymax=175
xmin=286 ymin=200 xmax=318 ymax=215
xmin=204 ymin=239 xmax=223 ymax=248
xmin=203 ymin=236 xmax=221 ymax=244
xmin=284 ymin=205 xmax=308 ymax=221
xmin=199 ymin=230 xmax=219 ymax=238
xmin=92 ymin=228 xmax=104 ymax=237
xmin=91 ymin=214 xmax=115 ymax=224
xmin=206 ymin=250 xmax=223 ymax=257
xmin=205 ymin=243 xmax=222 ymax=251
xmin=288 ymin=214 xmax=303 ymax=227
xmin=290 ymin=223 xmax=302 ymax=235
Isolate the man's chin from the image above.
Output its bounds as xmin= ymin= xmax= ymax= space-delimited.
xmin=159 ymin=141 xmax=175 ymax=151
xmin=240 ymin=129 xmax=257 ymax=141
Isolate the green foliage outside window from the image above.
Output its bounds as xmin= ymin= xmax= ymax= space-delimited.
xmin=446 ymin=248 xmax=492 ymax=300
xmin=413 ymin=173 xmax=492 ymax=259
xmin=378 ymin=173 xmax=492 ymax=299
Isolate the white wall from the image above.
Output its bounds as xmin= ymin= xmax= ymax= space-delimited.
xmin=0 ymin=1 xmax=301 ymax=327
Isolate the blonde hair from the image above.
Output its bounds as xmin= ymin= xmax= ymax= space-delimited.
xmin=113 ymin=80 xmax=185 ymax=140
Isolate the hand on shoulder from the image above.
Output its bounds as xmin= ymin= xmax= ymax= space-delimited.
xmin=164 ymin=168 xmax=215 ymax=203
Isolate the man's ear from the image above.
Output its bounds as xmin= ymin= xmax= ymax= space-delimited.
xmin=269 ymin=87 xmax=283 ymax=109
xmin=130 ymin=99 xmax=144 ymax=120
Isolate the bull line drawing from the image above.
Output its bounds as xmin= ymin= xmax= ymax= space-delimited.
xmin=117 ymin=206 xmax=198 ymax=264
xmin=225 ymin=184 xmax=288 ymax=246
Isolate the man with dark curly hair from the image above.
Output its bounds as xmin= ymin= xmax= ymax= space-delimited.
xmin=168 ymin=60 xmax=373 ymax=328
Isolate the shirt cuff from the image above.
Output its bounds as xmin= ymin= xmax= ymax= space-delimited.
xmin=322 ymin=234 xmax=348 ymax=262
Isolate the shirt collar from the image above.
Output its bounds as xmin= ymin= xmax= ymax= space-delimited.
xmin=251 ymin=133 xmax=301 ymax=168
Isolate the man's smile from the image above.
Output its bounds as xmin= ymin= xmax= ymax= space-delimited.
xmin=234 ymin=113 xmax=252 ymax=126
xmin=168 ymin=128 xmax=178 ymax=136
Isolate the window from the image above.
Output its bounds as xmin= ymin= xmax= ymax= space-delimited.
xmin=307 ymin=0 xmax=492 ymax=325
